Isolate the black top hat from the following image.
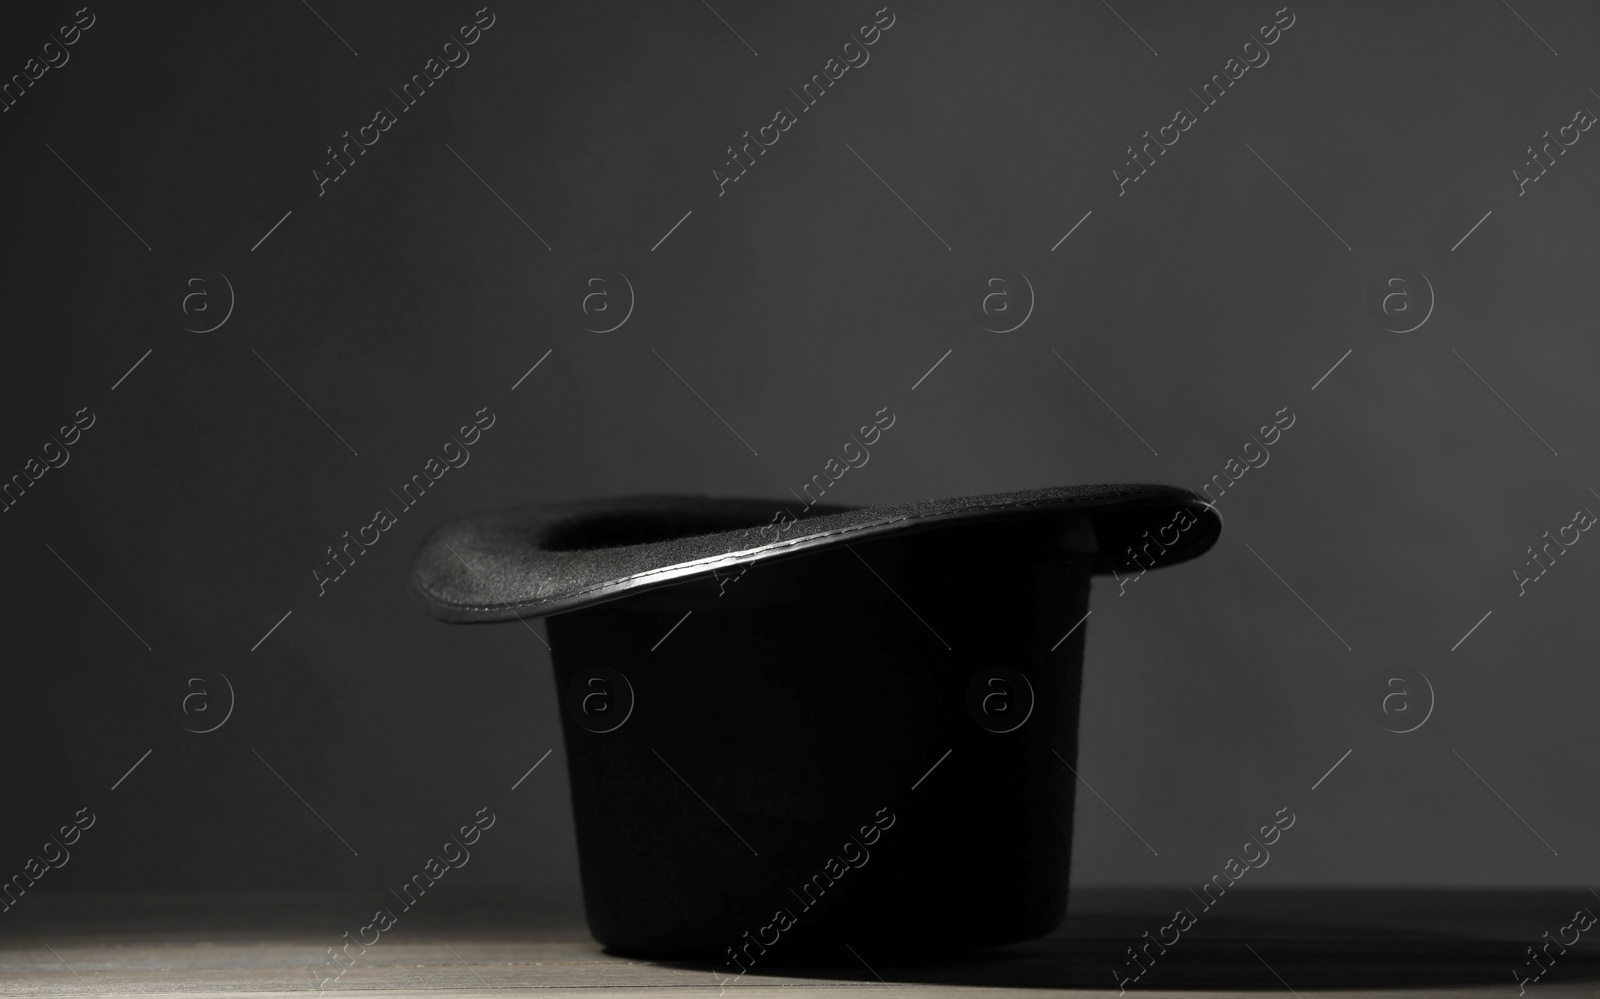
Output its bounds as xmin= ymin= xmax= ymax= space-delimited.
xmin=413 ymin=485 xmax=1220 ymax=963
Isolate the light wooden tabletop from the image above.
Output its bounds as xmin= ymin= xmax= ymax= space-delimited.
xmin=1 ymin=890 xmax=1594 ymax=997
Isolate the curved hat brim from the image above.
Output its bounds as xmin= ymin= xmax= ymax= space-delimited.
xmin=411 ymin=484 xmax=1220 ymax=623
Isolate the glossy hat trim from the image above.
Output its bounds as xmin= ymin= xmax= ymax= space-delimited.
xmin=411 ymin=484 xmax=1220 ymax=623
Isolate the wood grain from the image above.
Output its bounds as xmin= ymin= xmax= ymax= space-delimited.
xmin=2 ymin=890 xmax=1596 ymax=997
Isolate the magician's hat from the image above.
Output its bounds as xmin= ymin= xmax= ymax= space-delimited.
xmin=413 ymin=484 xmax=1220 ymax=958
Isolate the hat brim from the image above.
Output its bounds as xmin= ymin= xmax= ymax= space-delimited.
xmin=411 ymin=484 xmax=1220 ymax=623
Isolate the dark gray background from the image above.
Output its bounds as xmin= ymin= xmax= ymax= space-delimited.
xmin=2 ymin=0 xmax=1596 ymax=908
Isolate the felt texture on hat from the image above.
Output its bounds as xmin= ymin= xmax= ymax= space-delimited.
xmin=412 ymin=484 xmax=1220 ymax=623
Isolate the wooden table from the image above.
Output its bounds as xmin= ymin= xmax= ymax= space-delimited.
xmin=2 ymin=890 xmax=1594 ymax=997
